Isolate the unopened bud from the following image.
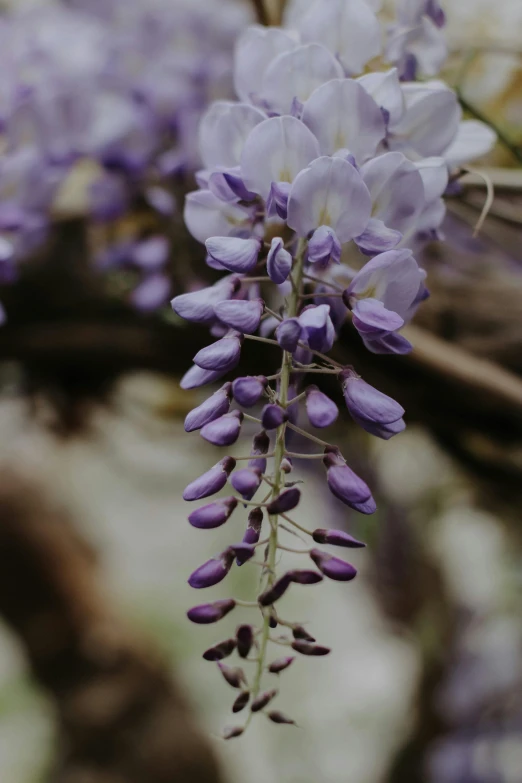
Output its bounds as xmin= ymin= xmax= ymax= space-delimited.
xmin=258 ymin=574 xmax=291 ymax=606
xmin=266 ymin=487 xmax=301 ymax=515
xmin=268 ymin=656 xmax=295 ymax=674
xmin=267 ymin=710 xmax=296 ymax=725
xmin=291 ymin=640 xmax=331 ymax=656
xmin=202 ymin=638 xmax=236 ymax=661
xmin=292 ymin=625 xmax=315 ymax=642
xmin=232 ymin=691 xmax=250 ymax=713
xmin=223 ymin=726 xmax=244 ymax=740
xmin=187 ymin=599 xmax=236 ymax=624
xmin=218 ymin=663 xmax=247 ymax=689
xmin=236 ymin=625 xmax=254 ymax=658
xmin=251 ymin=689 xmax=278 ymax=712
xmin=312 ymin=528 xmax=365 ymax=548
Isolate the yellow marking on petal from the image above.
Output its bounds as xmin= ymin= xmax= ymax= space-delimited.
xmin=278 ymin=168 xmax=292 ymax=183
xmin=318 ymin=208 xmax=332 ymax=226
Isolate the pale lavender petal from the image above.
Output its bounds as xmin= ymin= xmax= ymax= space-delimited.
xmin=183 ymin=457 xmax=236 ymax=501
xmin=234 ymin=25 xmax=297 ymax=103
xmin=351 ymin=298 xmax=404 ymax=336
xmin=357 ymin=68 xmax=404 ymax=126
xmin=200 ymin=411 xmax=243 ymax=447
xmin=267 ymin=237 xmax=293 ymax=284
xmin=297 ymin=0 xmax=381 ymax=74
xmin=180 ymin=364 xmax=227 ymax=390
xmin=287 ymin=156 xmax=372 ymax=242
xmin=184 ymin=190 xmax=254 ymax=244
xmin=199 ymin=102 xmax=267 ymax=169
xmin=205 ymin=237 xmax=260 ymax=274
xmin=299 ymin=304 xmax=335 ymax=352
xmin=240 ymin=116 xmax=320 ymax=201
xmin=305 ymin=386 xmax=339 ymax=428
xmin=442 ymin=120 xmax=496 ymax=168
xmin=261 ymin=43 xmax=344 ymax=115
xmin=193 ymin=335 xmax=242 ymax=372
xmin=355 ymin=218 xmax=402 ymax=255
xmin=307 ymin=225 xmax=341 ymax=265
xmin=388 ymin=82 xmax=461 ymax=159
xmin=360 ymin=152 xmax=425 ymax=236
xmin=184 ymin=383 xmax=232 ymax=432
xmin=214 ymin=298 xmax=264 ymax=334
xmin=302 ymin=78 xmax=385 ymax=162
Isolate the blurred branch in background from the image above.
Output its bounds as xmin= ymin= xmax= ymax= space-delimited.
xmin=0 ymin=470 xmax=225 ymax=783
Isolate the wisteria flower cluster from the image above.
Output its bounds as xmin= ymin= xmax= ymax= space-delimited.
xmin=172 ymin=0 xmax=496 ymax=736
xmin=0 ymin=0 xmax=250 ymax=303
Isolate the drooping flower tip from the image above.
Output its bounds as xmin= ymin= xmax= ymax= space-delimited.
xmin=323 ymin=449 xmax=376 ymax=514
xmin=292 ymin=626 xmax=315 ymax=642
xmin=287 ymin=569 xmax=323 ymax=585
xmin=309 ymin=549 xmax=357 ymax=582
xmin=214 ymin=298 xmax=264 ymax=334
xmin=258 ymin=574 xmax=292 ymax=606
xmin=193 ymin=333 xmax=242 ymax=372
xmin=340 ymin=370 xmax=405 ymax=439
xmin=276 ymin=318 xmax=302 ymax=353
xmin=267 ymin=710 xmax=296 ymax=725
xmin=223 ymin=726 xmax=244 ymax=740
xmin=205 ymin=236 xmax=261 ymax=273
xmin=187 ymin=599 xmax=236 ymax=625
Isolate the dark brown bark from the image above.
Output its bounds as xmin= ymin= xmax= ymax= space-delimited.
xmin=0 ymin=472 xmax=225 ymax=783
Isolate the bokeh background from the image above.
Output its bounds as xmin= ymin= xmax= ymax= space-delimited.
xmin=0 ymin=1 xmax=521 ymax=782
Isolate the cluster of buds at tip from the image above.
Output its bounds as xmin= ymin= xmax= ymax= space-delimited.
xmin=173 ymin=0 xmax=494 ymax=738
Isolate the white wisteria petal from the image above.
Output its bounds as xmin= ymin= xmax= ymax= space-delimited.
xmin=297 ymin=0 xmax=381 ymax=75
xmin=240 ymin=115 xmax=320 ymax=201
xmin=184 ymin=190 xmax=253 ymax=243
xmin=361 ymin=152 xmax=425 ymax=236
xmin=261 ymin=43 xmax=343 ymax=114
xmin=199 ymin=102 xmax=267 ymax=169
xmin=287 ymin=155 xmax=372 ymax=241
xmin=357 ymin=68 xmax=405 ymax=126
xmin=233 ymin=25 xmax=298 ymax=103
xmin=442 ymin=120 xmax=497 ymax=168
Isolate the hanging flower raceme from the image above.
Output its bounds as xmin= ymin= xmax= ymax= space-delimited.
xmin=172 ymin=0 xmax=497 ymax=737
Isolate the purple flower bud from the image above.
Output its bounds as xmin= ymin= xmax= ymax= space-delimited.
xmin=232 ymin=691 xmax=250 ymax=713
xmin=183 ymin=456 xmax=236 ymax=501
xmin=181 ymin=364 xmax=226 ymax=390
xmin=266 ymin=488 xmax=301 ymax=515
xmin=308 ymin=226 xmax=341 ymax=265
xmin=251 ymin=689 xmax=278 ymax=713
xmin=269 ymin=614 xmax=278 ymax=629
xmin=203 ymin=638 xmax=237 ymax=661
xmin=299 ymin=304 xmax=335 ymax=353
xmin=205 ymin=236 xmax=261 ymax=273
xmin=310 ymin=549 xmax=357 ymax=582
xmin=292 ymin=626 xmax=315 ymax=642
xmin=233 ymin=376 xmax=268 ymax=407
xmin=218 ymin=663 xmax=247 ymax=689
xmin=184 ymin=383 xmax=232 ymax=432
xmin=193 ymin=334 xmax=242 ymax=372
xmin=305 ymin=386 xmax=339 ymax=428
xmin=223 ymin=726 xmax=244 ymax=739
xmin=171 ymin=276 xmax=240 ymax=324
xmin=214 ymin=298 xmax=264 ymax=334
xmin=340 ymin=370 xmax=405 ymax=440
xmin=288 ymin=570 xmax=323 ymax=585
xmin=230 ymin=542 xmax=255 ymax=565
xmin=188 ymin=549 xmax=234 ymax=589
xmin=267 ymin=237 xmax=293 ymax=283
xmin=323 ymin=448 xmax=376 ymax=514
xmin=236 ymin=625 xmax=255 ymax=658
xmin=200 ymin=411 xmax=243 ymax=447
xmin=258 ymin=574 xmax=292 ymax=606
xmin=268 ymin=656 xmax=295 ymax=674
xmin=266 ymin=181 xmax=291 ymax=220
xmin=242 ymin=507 xmax=263 ymax=547
xmin=187 ymin=599 xmax=236 ymax=624
xmin=291 ymin=640 xmax=331 ymax=656
xmin=261 ymin=404 xmax=288 ymax=430
xmin=280 ymin=458 xmax=293 ymax=474
xmin=231 ymin=467 xmax=262 ymax=500
xmin=223 ymin=171 xmax=257 ymax=201
xmin=249 ymin=430 xmax=270 ymax=473
xmin=275 ymin=318 xmax=302 ymax=352
xmin=268 ymin=710 xmax=296 ymax=725
xmin=312 ymin=528 xmax=366 ymax=548
xmin=188 ymin=497 xmax=238 ymax=530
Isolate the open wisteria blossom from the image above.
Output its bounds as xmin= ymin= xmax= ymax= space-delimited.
xmin=172 ymin=0 xmax=497 ymax=736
